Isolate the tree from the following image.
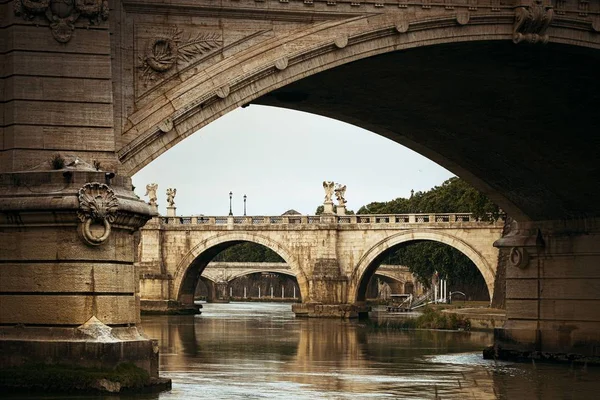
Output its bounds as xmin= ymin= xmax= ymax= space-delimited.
xmin=357 ymin=177 xmax=500 ymax=221
xmin=213 ymin=242 xmax=285 ymax=263
xmin=363 ymin=177 xmax=499 ymax=298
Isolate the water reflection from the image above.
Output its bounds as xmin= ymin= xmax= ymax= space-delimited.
xmin=138 ymin=302 xmax=600 ymax=399
xmin=7 ymin=302 xmax=598 ymax=399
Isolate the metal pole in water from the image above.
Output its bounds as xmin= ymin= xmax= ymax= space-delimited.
xmin=258 ymin=286 xmax=261 ymax=298
xmin=244 ymin=286 xmax=247 ymax=299
xmin=230 ymin=286 xmax=232 ymax=298
xmin=271 ymin=286 xmax=273 ymax=298
xmin=282 ymin=285 xmax=284 ymax=299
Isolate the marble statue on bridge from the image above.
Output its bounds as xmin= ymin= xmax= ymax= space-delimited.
xmin=145 ymin=183 xmax=158 ymax=206
xmin=335 ymin=184 xmax=347 ymax=206
xmin=323 ymin=181 xmax=334 ymax=203
xmin=166 ymin=188 xmax=177 ymax=207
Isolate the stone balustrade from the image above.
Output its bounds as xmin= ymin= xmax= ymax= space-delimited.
xmin=159 ymin=213 xmax=497 ymax=226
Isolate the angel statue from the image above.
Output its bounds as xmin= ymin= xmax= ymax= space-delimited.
xmin=144 ymin=183 xmax=158 ymax=206
xmin=166 ymin=188 xmax=177 ymax=207
xmin=323 ymin=181 xmax=335 ymax=203
xmin=334 ymin=183 xmax=347 ymax=206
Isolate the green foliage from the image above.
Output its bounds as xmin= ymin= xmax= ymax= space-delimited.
xmin=354 ymin=177 xmax=500 ymax=292
xmin=357 ymin=177 xmax=500 ymax=222
xmin=214 ymin=242 xmax=285 ymax=263
xmin=367 ymin=307 xmax=470 ymax=331
xmin=49 ymin=153 xmax=65 ymax=170
xmin=383 ymin=241 xmax=484 ymax=289
xmin=0 ymin=362 xmax=150 ymax=392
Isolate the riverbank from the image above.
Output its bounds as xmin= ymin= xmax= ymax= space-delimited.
xmin=370 ymin=304 xmax=506 ymax=331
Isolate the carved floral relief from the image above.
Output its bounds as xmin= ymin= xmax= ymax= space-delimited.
xmin=139 ymin=29 xmax=222 ymax=86
xmin=13 ymin=0 xmax=109 ymax=43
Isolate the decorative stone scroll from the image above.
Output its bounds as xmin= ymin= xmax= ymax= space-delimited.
xmin=493 ymin=217 xmax=545 ymax=269
xmin=139 ymin=29 xmax=222 ymax=85
xmin=77 ymin=182 xmax=119 ymax=246
xmin=13 ymin=0 xmax=109 ymax=43
xmin=513 ymin=1 xmax=554 ymax=44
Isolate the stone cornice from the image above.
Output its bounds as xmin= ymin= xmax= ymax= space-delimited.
xmin=0 ymin=171 xmax=152 ymax=230
xmin=121 ymin=0 xmax=599 ymax=21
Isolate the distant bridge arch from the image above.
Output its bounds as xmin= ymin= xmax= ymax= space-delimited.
xmin=173 ymin=232 xmax=309 ymax=306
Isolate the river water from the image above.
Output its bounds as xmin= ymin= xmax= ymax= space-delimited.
xmin=10 ymin=302 xmax=600 ymax=399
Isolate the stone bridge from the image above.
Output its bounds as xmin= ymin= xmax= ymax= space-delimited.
xmin=137 ymin=212 xmax=503 ymax=316
xmin=1 ymin=0 xmax=599 ymax=380
xmin=194 ymin=261 xmax=420 ymax=301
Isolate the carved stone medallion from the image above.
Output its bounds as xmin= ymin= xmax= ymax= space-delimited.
xmin=77 ymin=182 xmax=119 ymax=246
xmin=139 ymin=29 xmax=222 ymax=85
xmin=14 ymin=0 xmax=109 ymax=43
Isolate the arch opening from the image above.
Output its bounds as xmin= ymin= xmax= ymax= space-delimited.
xmin=175 ymin=237 xmax=308 ymax=308
xmin=353 ymin=233 xmax=495 ymax=304
xmin=227 ymin=272 xmax=302 ymax=302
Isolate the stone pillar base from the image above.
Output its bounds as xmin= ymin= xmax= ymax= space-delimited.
xmin=140 ymin=300 xmax=202 ymax=315
xmin=0 ymin=326 xmax=172 ymax=393
xmin=292 ymin=303 xmax=371 ymax=319
xmin=487 ymin=326 xmax=600 ymax=365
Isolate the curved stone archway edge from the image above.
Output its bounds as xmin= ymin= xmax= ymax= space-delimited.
xmin=118 ymin=11 xmax=599 ymax=221
xmin=172 ymin=232 xmax=310 ymax=303
xmin=348 ymin=230 xmax=497 ymax=302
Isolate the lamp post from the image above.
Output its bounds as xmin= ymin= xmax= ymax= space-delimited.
xmin=229 ymin=191 xmax=233 ymax=216
xmin=243 ymin=194 xmax=247 ymax=216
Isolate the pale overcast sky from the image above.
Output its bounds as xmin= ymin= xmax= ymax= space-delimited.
xmin=132 ymin=105 xmax=454 ymax=216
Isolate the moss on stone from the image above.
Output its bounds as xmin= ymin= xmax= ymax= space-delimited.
xmin=0 ymin=362 xmax=150 ymax=393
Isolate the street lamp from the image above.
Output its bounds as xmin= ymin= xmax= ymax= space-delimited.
xmin=243 ymin=194 xmax=247 ymax=216
xmin=229 ymin=191 xmax=233 ymax=216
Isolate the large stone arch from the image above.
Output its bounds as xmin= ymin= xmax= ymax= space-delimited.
xmin=172 ymin=232 xmax=309 ymax=305
xmin=119 ymin=11 xmax=599 ymax=221
xmin=349 ymin=230 xmax=496 ymax=302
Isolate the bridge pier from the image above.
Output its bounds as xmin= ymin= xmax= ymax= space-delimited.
xmin=0 ymin=171 xmax=168 ymax=389
xmin=292 ymin=259 xmax=370 ymax=319
xmin=491 ymin=218 xmax=600 ymax=363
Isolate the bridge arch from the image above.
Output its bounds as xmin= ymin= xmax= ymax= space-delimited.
xmin=227 ymin=269 xmax=298 ymax=282
xmin=349 ymin=230 xmax=496 ymax=303
xmin=120 ymin=10 xmax=599 ymax=221
xmin=172 ymin=232 xmax=309 ymax=306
